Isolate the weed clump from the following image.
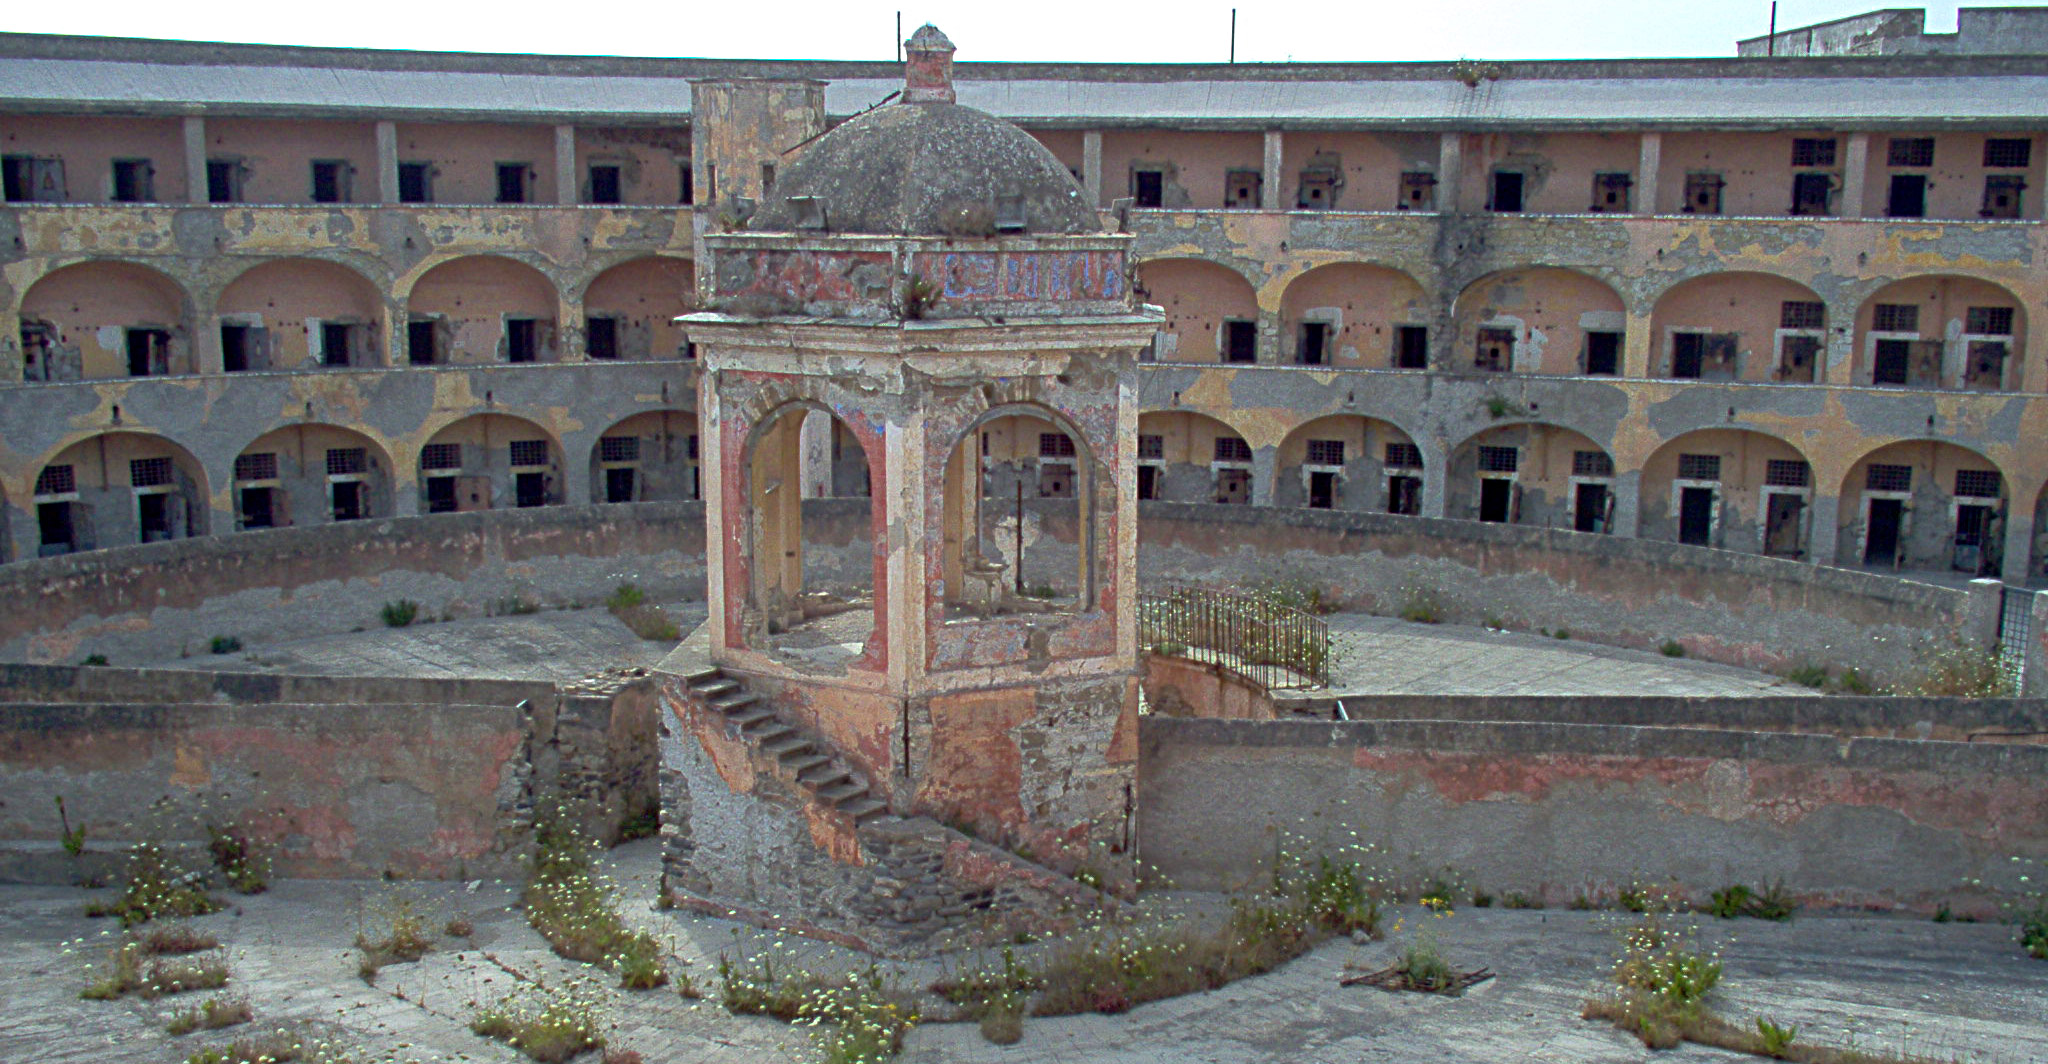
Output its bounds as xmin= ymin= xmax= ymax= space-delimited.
xmin=1659 ymin=639 xmax=1686 ymax=658
xmin=167 ymin=995 xmax=253 ymax=1035
xmin=607 ymin=584 xmax=680 ymax=642
xmin=353 ymin=895 xmax=435 ymax=983
xmin=1705 ymin=881 xmax=1797 ymax=921
xmin=1887 ymin=638 xmax=2017 ymax=697
xmin=525 ymin=805 xmax=670 ymax=989
xmin=207 ymin=824 xmax=269 ymax=894
xmin=85 ymin=843 xmax=224 ymax=927
xmin=81 ymin=940 xmax=230 ymax=1001
xmin=379 ymin=599 xmax=419 ymax=628
xmin=470 ymin=976 xmax=609 ymax=1063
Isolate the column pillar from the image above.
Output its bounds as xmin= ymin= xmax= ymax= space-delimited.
xmin=1250 ymin=446 xmax=1278 ymax=507
xmin=1807 ymin=492 xmax=1841 ymax=566
xmin=554 ymin=124 xmax=577 ymax=206
xmin=1635 ymin=132 xmax=1662 ymax=215
xmin=1621 ymin=308 xmax=1655 ymax=378
xmin=556 ymin=294 xmax=582 ymax=362
xmin=2001 ymin=503 xmax=2035 ymax=585
xmin=182 ymin=116 xmax=207 ymax=204
xmin=1261 ymin=130 xmax=1283 ymax=210
xmin=0 ymin=304 xmax=22 ymax=386
xmin=193 ymin=292 xmax=223 ymax=375
xmin=1436 ymin=132 xmax=1463 ymax=213
xmin=1081 ymin=130 xmax=1103 ymax=209
xmin=375 ymin=121 xmax=399 ymax=205
xmin=1839 ymin=132 xmax=1870 ymax=218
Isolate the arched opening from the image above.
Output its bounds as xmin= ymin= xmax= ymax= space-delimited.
xmin=404 ymin=256 xmax=558 ymax=366
xmin=1135 ymin=411 xmax=1255 ymax=504
xmin=417 ymin=414 xmax=563 ymax=513
xmin=583 ymin=257 xmax=696 ymax=362
xmin=1278 ymin=263 xmax=1430 ymax=368
xmin=20 ymin=261 xmax=192 ymax=381
xmin=31 ymin=432 xmax=208 ymax=554
xmin=1648 ymin=272 xmax=1828 ymax=383
xmin=1134 ymin=258 xmax=1260 ymax=363
xmin=1838 ymin=440 xmax=2007 ymax=575
xmin=1853 ymin=276 xmax=2025 ymax=391
xmin=1449 ymin=423 xmax=1612 ymax=529
xmin=588 ymin=411 xmax=700 ymax=503
xmin=1275 ymin=415 xmax=1424 ymax=513
xmin=1451 ymin=267 xmax=1625 ymax=376
xmin=940 ymin=406 xmax=1094 ymax=616
xmin=1639 ymin=430 xmax=1814 ymax=555
xmin=744 ymin=403 xmax=878 ymax=674
xmin=217 ymin=258 xmax=385 ymax=371
xmin=230 ymin=425 xmax=393 ymax=529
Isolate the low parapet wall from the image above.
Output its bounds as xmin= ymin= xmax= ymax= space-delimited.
xmin=0 ymin=502 xmax=707 ymax=665
xmin=1137 ymin=502 xmax=1998 ymax=682
xmin=1138 ymin=716 xmax=2048 ymax=911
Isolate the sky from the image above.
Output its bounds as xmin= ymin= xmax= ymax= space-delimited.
xmin=3 ymin=0 xmax=2037 ymax=63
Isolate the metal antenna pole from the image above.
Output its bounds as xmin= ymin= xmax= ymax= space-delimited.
xmin=1230 ymin=9 xmax=1237 ymax=64
xmin=1768 ymin=2 xmax=1778 ymax=55
xmin=896 ymin=12 xmax=902 ymax=61
xmin=1014 ymin=482 xmax=1024 ymax=594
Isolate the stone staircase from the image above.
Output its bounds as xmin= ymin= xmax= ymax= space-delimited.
xmin=678 ymin=665 xmax=891 ymax=824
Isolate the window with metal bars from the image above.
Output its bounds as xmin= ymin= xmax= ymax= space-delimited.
xmin=599 ymin=436 xmax=640 ymax=463
xmin=1572 ymin=450 xmax=1614 ymax=477
xmin=1792 ymin=138 xmax=1837 ymax=166
xmin=235 ymin=453 xmax=278 ymax=481
xmin=1866 ymin=463 xmax=1913 ymax=492
xmin=421 ymin=443 xmax=462 ymax=471
xmin=1677 ymin=454 xmax=1722 ymax=481
xmin=508 ymin=440 xmax=550 ymax=467
xmin=1780 ymin=301 xmax=1825 ymax=330
xmin=1985 ymin=138 xmax=2033 ymax=169
xmin=1967 ymin=306 xmax=2015 ymax=336
xmin=1872 ymin=304 xmax=1920 ymax=332
xmin=1384 ymin=442 xmax=1423 ymax=469
xmin=326 ymin=448 xmax=367 ymax=476
xmin=1038 ymin=433 xmax=1076 ymax=458
xmin=1955 ymin=469 xmax=2002 ymax=498
xmin=130 ymin=457 xmax=172 ymax=488
xmin=1137 ymin=434 xmax=1164 ymax=460
xmin=1214 ymin=437 xmax=1252 ymax=463
xmin=1477 ymin=446 xmax=1519 ymax=473
xmin=1888 ymin=138 xmax=1935 ymax=167
xmin=34 ymin=464 xmax=75 ymax=496
xmin=1765 ymin=459 xmax=1811 ymax=488
xmin=1305 ymin=439 xmax=1345 ymax=466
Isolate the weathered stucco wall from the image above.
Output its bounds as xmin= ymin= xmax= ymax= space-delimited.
xmin=1139 ymin=716 xmax=2048 ymax=910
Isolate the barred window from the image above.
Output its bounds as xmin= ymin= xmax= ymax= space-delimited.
xmin=1872 ymin=304 xmax=1920 ymax=333
xmin=1966 ymin=306 xmax=2015 ymax=336
xmin=1137 ymin=434 xmax=1164 ymax=460
xmin=1214 ymin=437 xmax=1252 ymax=463
xmin=1955 ymin=469 xmax=2002 ymax=499
xmin=1038 ymin=433 xmax=1076 ymax=459
xmin=1572 ymin=450 xmax=1614 ymax=478
xmin=325 ymin=448 xmax=366 ymax=476
xmin=1677 ymin=454 xmax=1722 ymax=481
xmin=130 ymin=457 xmax=173 ymax=488
xmin=508 ymin=439 xmax=550 ymax=467
xmin=234 ymin=452 xmax=278 ymax=482
xmin=1765 ymin=459 xmax=1811 ymax=488
xmin=599 ymin=435 xmax=640 ymax=463
xmin=1887 ymin=137 xmax=1934 ymax=167
xmin=1305 ymin=439 xmax=1345 ymax=466
xmin=421 ymin=443 xmax=462 ymax=470
xmin=1477 ymin=445 xmax=1519 ymax=473
xmin=34 ymin=464 xmax=75 ymax=496
xmin=1984 ymin=138 xmax=2033 ymax=169
xmin=1792 ymin=137 xmax=1837 ymax=167
xmin=1384 ymin=442 xmax=1423 ymax=469
xmin=1866 ymin=463 xmax=1913 ymax=492
xmin=1780 ymin=301 xmax=1825 ymax=330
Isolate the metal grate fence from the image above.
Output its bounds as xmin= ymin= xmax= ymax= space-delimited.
xmin=1139 ymin=584 xmax=1331 ymax=690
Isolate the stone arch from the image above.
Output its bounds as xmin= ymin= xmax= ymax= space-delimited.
xmin=229 ymin=423 xmax=395 ymax=529
xmin=1450 ymin=267 xmax=1625 ymax=376
xmin=1274 ymin=414 xmax=1426 ymax=514
xmin=580 ymin=255 xmax=696 ymax=362
xmin=402 ymin=255 xmax=559 ymax=366
xmin=30 ymin=431 xmax=210 ymax=553
xmin=217 ymin=257 xmax=388 ymax=371
xmin=588 ymin=410 xmax=701 ymax=503
xmin=1647 ymin=272 xmax=1828 ymax=383
xmin=1837 ymin=439 xmax=2008 ymax=574
xmin=1277 ymin=263 xmax=1430 ymax=368
xmin=417 ymin=413 xmax=564 ymax=513
xmin=742 ymin=401 xmax=881 ymax=675
xmin=1447 ymin=422 xmax=1613 ymax=527
xmin=1134 ymin=257 xmax=1261 ymax=363
xmin=19 ymin=260 xmax=195 ymax=381
xmin=1639 ymin=429 xmax=1816 ymax=555
xmin=1852 ymin=276 xmax=2025 ymax=391
xmin=1136 ymin=410 xmax=1257 ymax=504
xmin=940 ymin=401 xmax=1101 ymax=615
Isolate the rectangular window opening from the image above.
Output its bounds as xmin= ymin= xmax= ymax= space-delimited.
xmin=311 ymin=160 xmax=350 ymax=203
xmin=1792 ymin=137 xmax=1838 ymax=167
xmin=1982 ymin=174 xmax=2026 ymax=219
xmin=1223 ymin=320 xmax=1258 ymax=363
xmin=1683 ymin=171 xmax=1724 ymax=215
xmin=1305 ymin=439 xmax=1345 ymax=466
xmin=1213 ymin=437 xmax=1252 ymax=463
xmin=1984 ymin=138 xmax=2033 ymax=169
xmin=407 ymin=320 xmax=439 ymax=366
xmin=1887 ymin=137 xmax=1935 ymax=168
xmin=1398 ymin=171 xmax=1437 ymax=211
xmin=586 ymin=316 xmax=619 ymax=360
xmin=1886 ymin=174 xmax=1927 ymax=218
xmin=398 ymin=162 xmax=432 ymax=204
xmin=1475 ymin=326 xmax=1514 ymax=372
xmin=588 ymin=164 xmax=622 ymax=204
xmin=1132 ymin=169 xmax=1164 ymax=208
xmin=1765 ymin=459 xmax=1811 ymax=488
xmin=508 ymin=439 xmax=550 ymax=468
xmin=496 ymin=163 xmax=529 ymax=204
xmin=1224 ymin=169 xmax=1261 ymax=209
xmin=1490 ymin=170 xmax=1524 ymax=212
xmin=111 ymin=158 xmax=153 ymax=203
xmin=1590 ymin=171 xmax=1632 ymax=212
xmin=1866 ymin=463 xmax=1913 ymax=493
xmin=679 ymin=163 xmax=694 ymax=205
xmin=1584 ymin=331 xmax=1620 ymax=375
xmin=320 ymin=322 xmax=352 ymax=367
xmin=1791 ymin=172 xmax=1833 ymax=216
xmin=1677 ymin=453 xmax=1722 ymax=481
xmin=1297 ymin=321 xmax=1330 ymax=365
xmin=1394 ymin=325 xmax=1428 ymax=369
xmin=505 ymin=318 xmax=539 ymax=363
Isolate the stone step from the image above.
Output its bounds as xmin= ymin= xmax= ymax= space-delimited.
xmin=842 ymin=798 xmax=890 ymax=823
xmin=818 ymin=782 xmax=866 ymax=803
xmin=751 ymin=723 xmax=797 ymax=746
xmin=783 ymin=753 xmax=832 ymax=773
xmin=682 ymin=666 xmax=724 ymax=685
xmin=799 ymin=764 xmax=850 ymax=787
xmin=693 ymin=678 xmax=740 ymax=699
xmin=711 ymin=693 xmax=757 ymax=714
xmin=763 ymin=736 xmax=812 ymax=759
xmin=728 ymin=707 xmax=775 ymax=729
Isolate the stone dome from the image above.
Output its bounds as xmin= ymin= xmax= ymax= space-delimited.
xmin=749 ymin=28 xmax=1099 ymax=237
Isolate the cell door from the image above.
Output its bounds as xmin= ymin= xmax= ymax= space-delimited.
xmin=1478 ymin=478 xmax=1513 ymax=523
xmin=1215 ymin=469 xmax=1251 ymax=505
xmin=1864 ymin=498 xmax=1904 ymax=566
xmin=514 ymin=471 xmax=548 ymax=508
xmin=1678 ymin=487 xmax=1715 ymax=546
xmin=1574 ymin=483 xmax=1609 ymax=533
xmin=1873 ymin=339 xmax=1912 ymax=386
xmin=1886 ymin=174 xmax=1927 ymax=218
xmin=37 ymin=501 xmax=75 ymax=554
xmin=1308 ymin=471 xmax=1337 ymax=510
xmin=137 ymin=493 xmax=172 ymax=542
xmin=1671 ymin=333 xmax=1705 ymax=378
xmin=605 ymin=467 xmax=637 ymax=504
xmin=1954 ymin=503 xmax=1994 ymax=574
xmin=1764 ymin=494 xmax=1805 ymax=557
xmin=331 ymin=481 xmax=366 ymax=521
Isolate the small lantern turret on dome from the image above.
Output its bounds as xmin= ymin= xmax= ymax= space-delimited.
xmin=903 ymin=24 xmax=956 ymax=104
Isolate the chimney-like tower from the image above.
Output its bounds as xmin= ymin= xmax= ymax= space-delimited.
xmin=903 ymin=24 xmax=956 ymax=104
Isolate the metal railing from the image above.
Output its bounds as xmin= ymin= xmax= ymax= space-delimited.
xmin=1139 ymin=584 xmax=1331 ymax=690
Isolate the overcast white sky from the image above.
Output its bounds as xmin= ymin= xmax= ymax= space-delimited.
xmin=4 ymin=0 xmax=2036 ymax=62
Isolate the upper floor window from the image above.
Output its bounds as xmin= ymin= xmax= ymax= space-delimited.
xmin=311 ymin=160 xmax=352 ymax=204
xmin=1683 ymin=171 xmax=1724 ymax=215
xmin=496 ymin=162 xmax=530 ymax=204
xmin=1887 ymin=138 xmax=1934 ymax=167
xmin=398 ymin=162 xmax=433 ymax=203
xmin=1791 ymin=138 xmax=1837 ymax=167
xmin=1984 ymin=139 xmax=2032 ymax=169
xmin=111 ymin=159 xmax=154 ymax=203
xmin=1489 ymin=170 xmax=1524 ymax=212
xmin=1590 ymin=172 xmax=1632 ymax=212
xmin=1224 ymin=169 xmax=1261 ymax=209
xmin=588 ymin=164 xmax=622 ymax=204
xmin=3 ymin=155 xmax=66 ymax=202
xmin=206 ymin=159 xmax=244 ymax=203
